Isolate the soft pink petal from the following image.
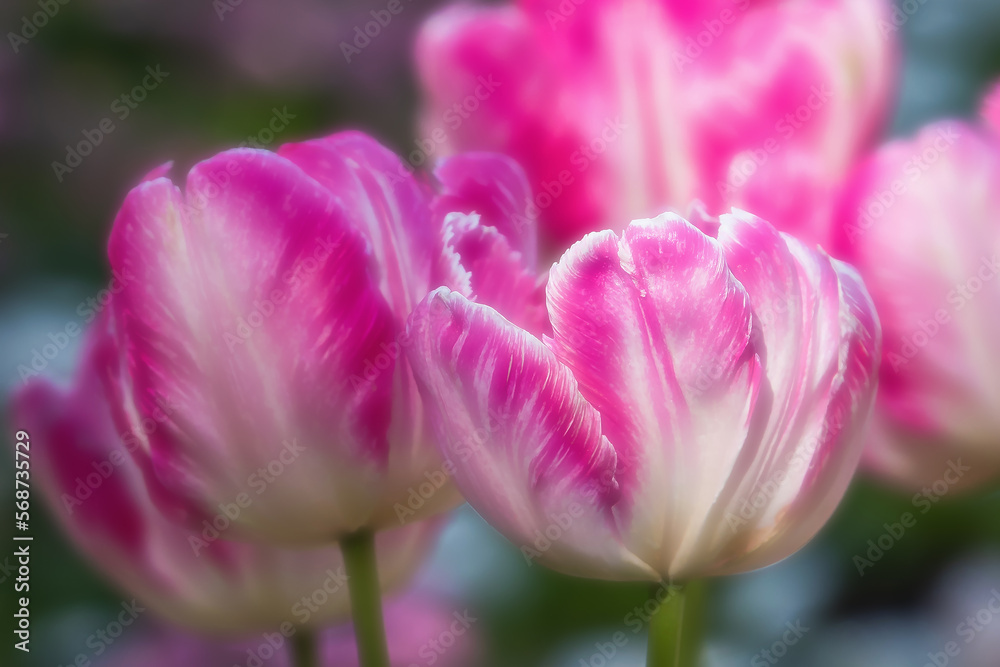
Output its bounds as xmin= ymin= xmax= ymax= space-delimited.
xmin=546 ymin=214 xmax=762 ymax=579
xmin=13 ymin=327 xmax=442 ymax=633
xmin=833 ymin=121 xmax=1000 ymax=491
xmin=416 ymin=4 xmax=617 ymax=249
xmin=107 ymin=149 xmax=396 ymax=542
xmin=434 ymin=151 xmax=538 ymax=268
xmin=141 ymin=161 xmax=174 ymax=183
xmin=716 ymin=248 xmax=879 ymax=575
xmin=12 ymin=328 xmax=146 ymax=568
xmin=700 ymin=211 xmax=879 ymax=575
xmin=279 ymin=131 xmax=437 ymax=324
xmin=407 ymin=288 xmax=656 ymax=580
xmin=280 ymin=132 xmax=481 ymax=528
xmin=440 ymin=211 xmax=549 ymax=337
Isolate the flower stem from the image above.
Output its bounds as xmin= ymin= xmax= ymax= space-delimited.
xmin=340 ymin=530 xmax=390 ymax=667
xmin=646 ymin=580 xmax=705 ymax=667
xmin=290 ymin=628 xmax=318 ymax=667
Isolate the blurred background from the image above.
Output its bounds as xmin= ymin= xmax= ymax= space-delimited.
xmin=2 ymin=1 xmax=1000 ymax=665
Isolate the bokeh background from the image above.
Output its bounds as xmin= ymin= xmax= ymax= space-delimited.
xmin=2 ymin=1 xmax=1000 ymax=665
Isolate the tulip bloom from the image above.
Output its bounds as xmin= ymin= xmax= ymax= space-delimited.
xmin=416 ymin=0 xmax=895 ymax=251
xmin=13 ymin=331 xmax=442 ymax=633
xmin=408 ymin=210 xmax=880 ymax=582
xmin=831 ymin=101 xmax=1000 ymax=492
xmin=95 ymin=131 xmax=540 ymax=545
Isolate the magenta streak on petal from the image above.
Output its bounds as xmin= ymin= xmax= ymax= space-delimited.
xmin=279 ymin=131 xmax=436 ymax=327
xmin=440 ymin=212 xmax=549 ymax=337
xmin=106 ymin=150 xmax=396 ymax=540
xmin=434 ymin=152 xmax=538 ymax=269
xmin=546 ymin=214 xmax=761 ymax=577
xmin=406 ymin=288 xmax=657 ymax=580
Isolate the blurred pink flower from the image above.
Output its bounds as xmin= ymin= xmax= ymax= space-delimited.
xmin=416 ymin=0 xmax=896 ymax=254
xmin=831 ymin=91 xmax=1000 ymax=492
xmin=321 ymin=594 xmax=480 ymax=667
xmin=91 ymin=595 xmax=479 ymax=667
xmin=980 ymin=79 xmax=1000 ymax=137
xmin=88 ymin=132 xmax=541 ymax=545
xmin=13 ymin=331 xmax=442 ymax=633
xmin=407 ymin=209 xmax=880 ymax=582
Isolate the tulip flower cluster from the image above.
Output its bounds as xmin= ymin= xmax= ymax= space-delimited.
xmin=97 ymin=132 xmax=543 ymax=546
xmin=16 ymin=330 xmax=442 ymax=634
xmin=416 ymin=0 xmax=894 ymax=250
xmin=15 ymin=131 xmax=542 ymax=662
xmin=17 ymin=0 xmax=1000 ymax=666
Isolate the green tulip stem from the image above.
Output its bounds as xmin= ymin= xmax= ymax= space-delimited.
xmin=340 ymin=530 xmax=390 ymax=667
xmin=646 ymin=580 xmax=706 ymax=667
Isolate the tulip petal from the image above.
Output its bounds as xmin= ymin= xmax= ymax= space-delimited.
xmin=434 ymin=152 xmax=538 ymax=268
xmin=834 ymin=123 xmax=1000 ymax=491
xmin=704 ymin=211 xmax=879 ymax=574
xmin=546 ymin=214 xmax=762 ymax=578
xmin=416 ymin=4 xmax=618 ymax=247
xmin=14 ymin=327 xmax=442 ymax=631
xmin=279 ymin=131 xmax=437 ymax=324
xmin=432 ymin=154 xmax=549 ymax=332
xmin=13 ymin=336 xmax=146 ymax=569
xmin=407 ymin=288 xmax=656 ymax=580
xmin=417 ymin=0 xmax=894 ymax=247
xmin=441 ymin=211 xmax=549 ymax=336
xmin=107 ymin=150 xmax=397 ymax=541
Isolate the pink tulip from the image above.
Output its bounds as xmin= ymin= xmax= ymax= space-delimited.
xmin=416 ymin=0 xmax=895 ymax=253
xmin=90 ymin=131 xmax=541 ymax=544
xmin=91 ymin=595 xmax=479 ymax=667
xmin=13 ymin=330 xmax=443 ymax=633
xmin=831 ymin=95 xmax=1000 ymax=492
xmin=407 ymin=209 xmax=880 ymax=582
